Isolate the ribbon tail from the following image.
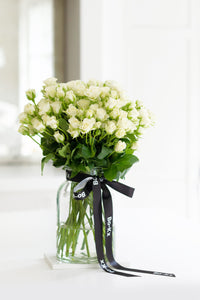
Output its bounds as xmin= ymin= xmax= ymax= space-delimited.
xmin=92 ymin=179 xmax=139 ymax=277
xmin=102 ymin=183 xmax=175 ymax=278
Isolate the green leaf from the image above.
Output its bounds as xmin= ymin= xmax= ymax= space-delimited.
xmin=58 ymin=118 xmax=68 ymax=132
xmin=58 ymin=144 xmax=70 ymax=158
xmin=114 ymin=154 xmax=139 ymax=172
xmin=104 ymin=165 xmax=118 ymax=181
xmin=97 ymin=146 xmax=113 ymax=159
xmin=41 ymin=153 xmax=55 ymax=175
xmin=81 ymin=145 xmax=91 ymax=159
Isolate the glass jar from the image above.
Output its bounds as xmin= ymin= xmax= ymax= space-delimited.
xmin=56 ymin=169 xmax=103 ymax=264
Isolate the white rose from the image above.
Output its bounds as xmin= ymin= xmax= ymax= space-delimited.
xmin=85 ymin=86 xmax=101 ymax=99
xmin=45 ymin=86 xmax=57 ymax=98
xmin=56 ymin=87 xmax=65 ymax=98
xmin=67 ymin=80 xmax=86 ymax=96
xmin=32 ymin=118 xmax=45 ymax=133
xmin=119 ymin=110 xmax=128 ymax=119
xmin=66 ymin=104 xmax=78 ymax=117
xmin=139 ymin=108 xmax=151 ymax=127
xmin=65 ymin=90 xmax=76 ymax=102
xmin=95 ymin=121 xmax=101 ymax=129
xmin=80 ymin=118 xmax=96 ymax=133
xmin=24 ymin=103 xmax=35 ymax=115
xmin=67 ymin=126 xmax=79 ymax=138
xmin=104 ymin=80 xmax=123 ymax=92
xmin=86 ymin=108 xmax=94 ymax=118
xmin=105 ymin=120 xmax=116 ymax=134
xmin=110 ymin=108 xmax=120 ymax=119
xmin=100 ymin=87 xmax=110 ymax=98
xmin=18 ymin=112 xmax=28 ymax=123
xmin=114 ymin=140 xmax=126 ymax=153
xmin=140 ymin=115 xmax=151 ymax=127
xmin=128 ymin=108 xmax=139 ymax=119
xmin=54 ymin=131 xmax=65 ymax=143
xmin=105 ymin=97 xmax=117 ymax=109
xmin=96 ymin=108 xmax=107 ymax=121
xmin=77 ymin=99 xmax=90 ymax=109
xmin=43 ymin=77 xmax=57 ymax=86
xmin=18 ymin=125 xmax=29 ymax=135
xmin=110 ymin=90 xmax=118 ymax=99
xmin=117 ymin=117 xmax=135 ymax=132
xmin=116 ymin=99 xmax=127 ymax=108
xmin=87 ymin=79 xmax=103 ymax=87
xmin=137 ymin=127 xmax=145 ymax=135
xmin=42 ymin=115 xmax=58 ymax=129
xmin=131 ymin=141 xmax=139 ymax=150
xmin=68 ymin=117 xmax=80 ymax=128
xmin=90 ymin=104 xmax=99 ymax=111
xmin=38 ymin=99 xmax=51 ymax=115
xmin=26 ymin=89 xmax=36 ymax=100
xmin=115 ymin=129 xmax=126 ymax=138
xmin=27 ymin=125 xmax=35 ymax=135
xmin=51 ymin=101 xmax=62 ymax=114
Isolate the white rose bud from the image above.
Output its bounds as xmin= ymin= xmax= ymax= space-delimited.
xmin=90 ymin=104 xmax=99 ymax=111
xmin=110 ymin=108 xmax=120 ymax=119
xmin=66 ymin=104 xmax=78 ymax=117
xmin=54 ymin=131 xmax=65 ymax=143
xmin=105 ymin=80 xmax=122 ymax=91
xmin=128 ymin=108 xmax=139 ymax=119
xmin=117 ymin=117 xmax=135 ymax=132
xmin=45 ymin=116 xmax=58 ymax=129
xmin=32 ymin=118 xmax=45 ymax=133
xmin=67 ymin=126 xmax=79 ymax=138
xmin=119 ymin=110 xmax=128 ymax=119
xmin=86 ymin=109 xmax=94 ymax=118
xmin=105 ymin=121 xmax=116 ymax=134
xmin=43 ymin=77 xmax=57 ymax=86
xmin=114 ymin=140 xmax=126 ymax=153
xmin=96 ymin=108 xmax=107 ymax=121
xmin=38 ymin=99 xmax=51 ymax=115
xmin=26 ymin=89 xmax=36 ymax=101
xmin=45 ymin=86 xmax=57 ymax=98
xmin=24 ymin=103 xmax=35 ymax=115
xmin=77 ymin=99 xmax=90 ymax=109
xmin=57 ymin=87 xmax=65 ymax=98
xmin=18 ymin=112 xmax=28 ymax=123
xmin=110 ymin=90 xmax=118 ymax=99
xmin=100 ymin=86 xmax=110 ymax=98
xmin=95 ymin=121 xmax=101 ymax=129
xmin=131 ymin=141 xmax=139 ymax=150
xmin=80 ymin=118 xmax=96 ymax=133
xmin=137 ymin=127 xmax=145 ymax=135
xmin=106 ymin=97 xmax=117 ymax=109
xmin=115 ymin=129 xmax=126 ymax=138
xmin=85 ymin=86 xmax=101 ymax=99
xmin=18 ymin=125 xmax=29 ymax=135
xmin=68 ymin=117 xmax=80 ymax=128
xmin=71 ymin=81 xmax=86 ymax=96
xmin=87 ymin=79 xmax=103 ymax=87
xmin=65 ymin=90 xmax=76 ymax=102
xmin=51 ymin=101 xmax=62 ymax=114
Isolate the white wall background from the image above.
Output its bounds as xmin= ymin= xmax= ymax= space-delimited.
xmin=80 ymin=0 xmax=200 ymax=220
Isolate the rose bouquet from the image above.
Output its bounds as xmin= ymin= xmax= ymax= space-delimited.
xmin=18 ymin=78 xmax=154 ymax=263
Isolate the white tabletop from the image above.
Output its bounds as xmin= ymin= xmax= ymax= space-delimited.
xmin=0 ymin=207 xmax=200 ymax=300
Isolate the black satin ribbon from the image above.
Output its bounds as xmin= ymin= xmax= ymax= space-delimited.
xmin=66 ymin=171 xmax=175 ymax=278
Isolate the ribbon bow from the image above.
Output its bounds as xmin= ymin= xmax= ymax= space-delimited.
xmin=66 ymin=171 xmax=175 ymax=278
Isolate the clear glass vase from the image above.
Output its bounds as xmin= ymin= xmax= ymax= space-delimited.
xmin=56 ymin=171 xmax=99 ymax=264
